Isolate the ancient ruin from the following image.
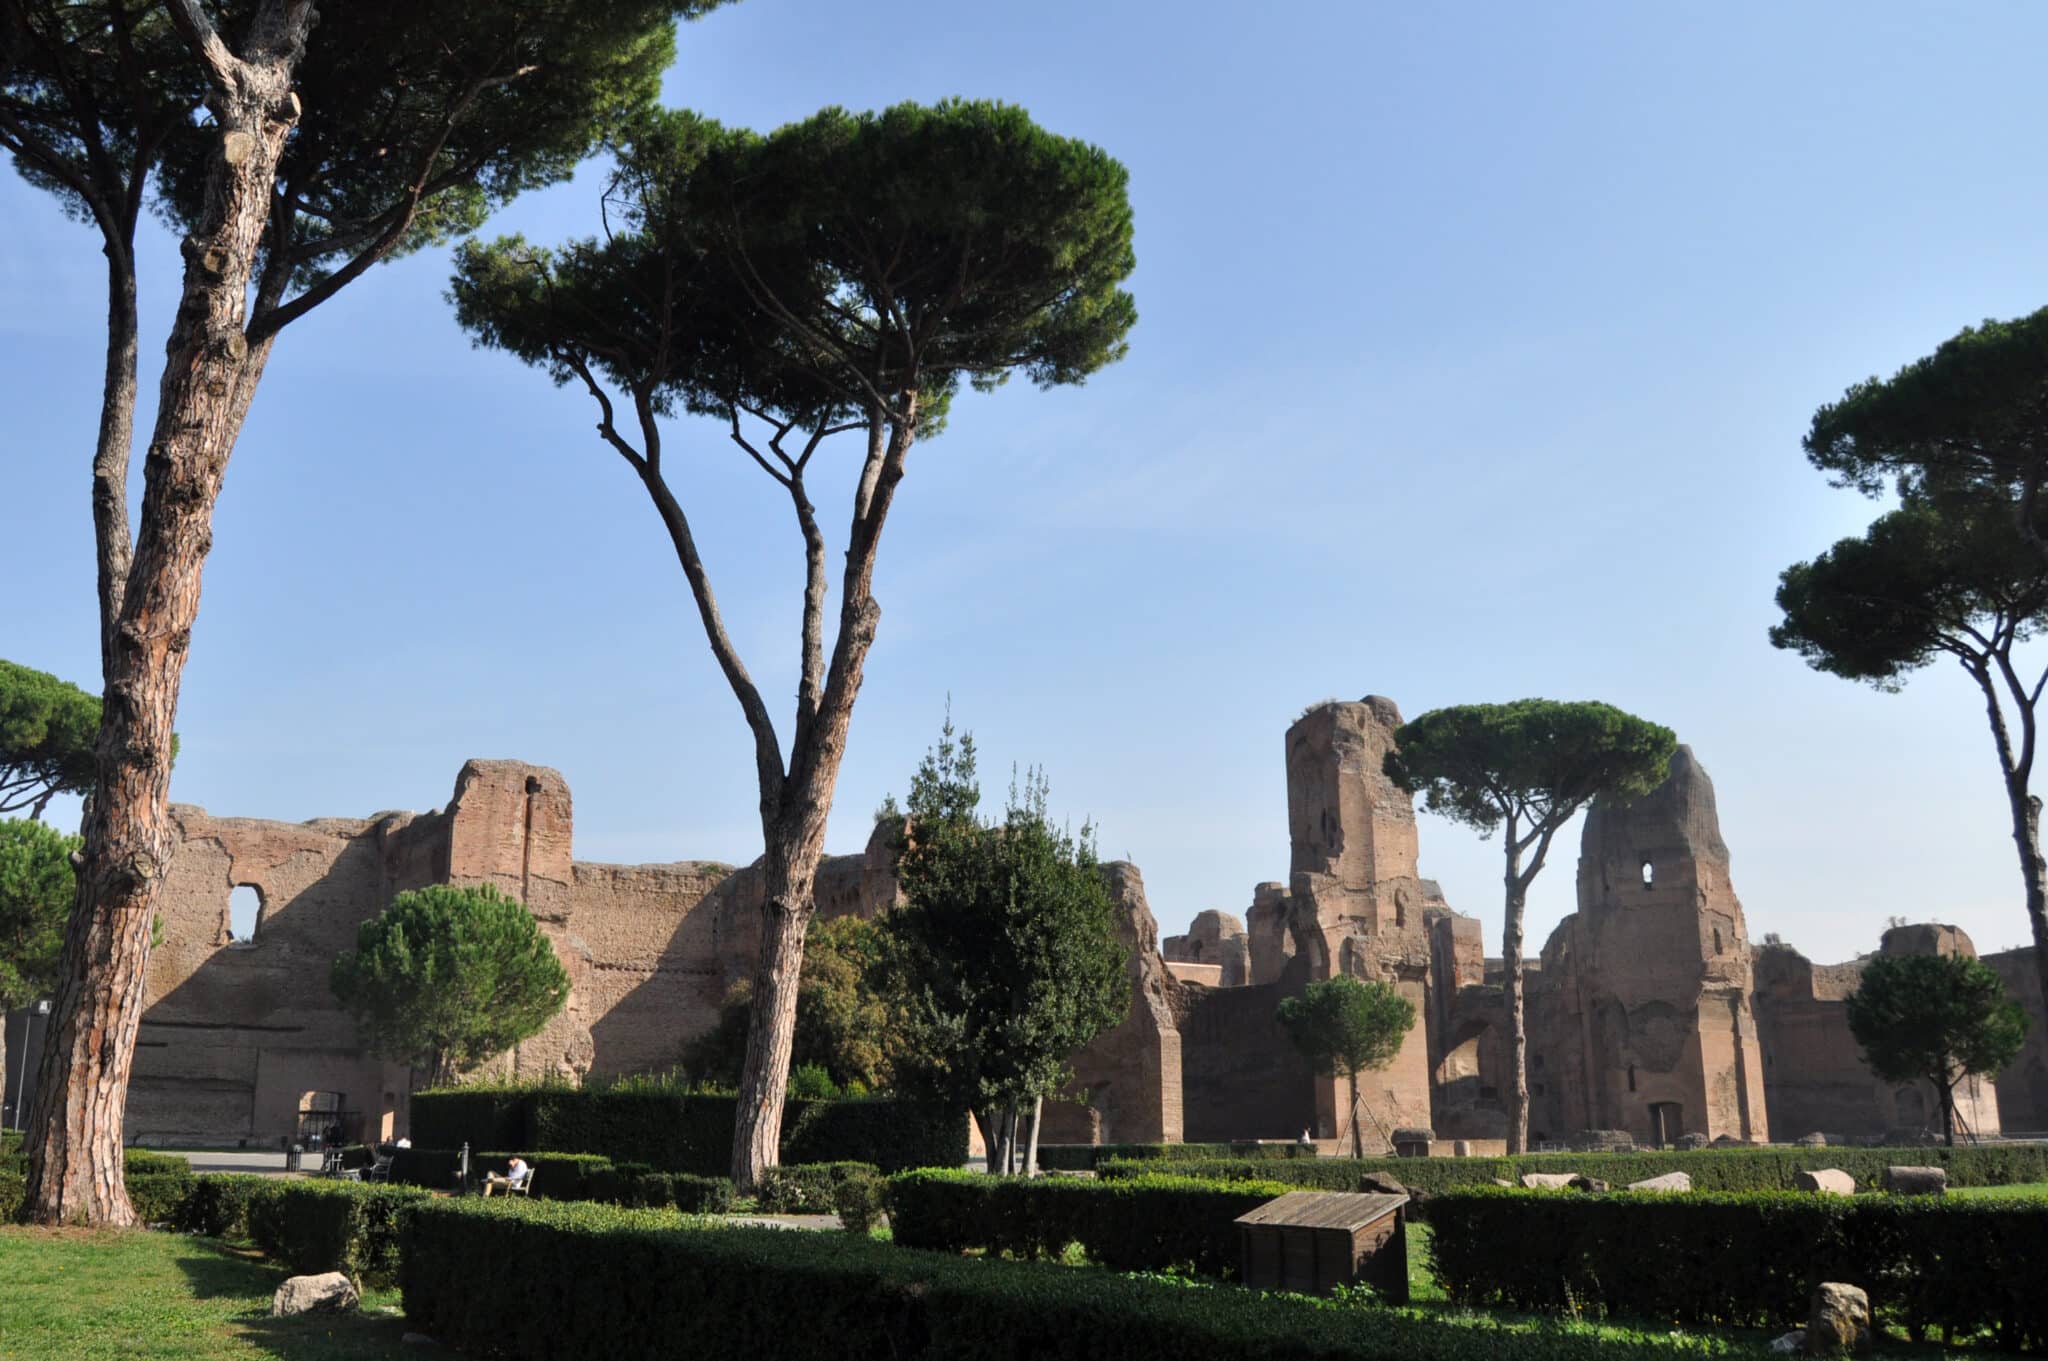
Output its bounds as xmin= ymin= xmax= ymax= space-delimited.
xmin=1050 ymin=698 xmax=2046 ymax=1150
xmin=59 ymin=697 xmax=2048 ymax=1148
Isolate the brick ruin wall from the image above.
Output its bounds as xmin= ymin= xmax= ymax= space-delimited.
xmin=127 ymin=759 xmax=895 ymax=1147
xmin=117 ymin=702 xmax=2048 ymax=1149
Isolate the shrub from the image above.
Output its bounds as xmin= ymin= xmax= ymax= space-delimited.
xmin=788 ymin=1062 xmax=839 ymax=1100
xmin=833 ymin=1169 xmax=886 ymax=1233
xmin=1034 ymin=1141 xmax=1311 ymax=1171
xmin=0 ymin=1145 xmax=189 ymax=1179
xmin=120 ymin=1148 xmax=189 ymax=1176
xmin=0 ymin=1164 xmax=191 ymax=1225
xmin=390 ymin=1146 xmax=466 ymax=1191
xmin=178 ymin=1174 xmax=283 ymax=1239
xmin=585 ymin=1162 xmax=678 ymax=1210
xmin=411 ymin=1087 xmax=965 ymax=1175
xmin=671 ymin=1173 xmax=736 ymax=1215
xmin=886 ymin=1169 xmax=1293 ymax=1276
xmin=402 ymin=1198 xmax=1756 ymax=1361
xmin=126 ymin=1169 xmax=197 ymax=1224
xmin=247 ymin=1181 xmax=431 ymax=1283
xmin=1102 ymin=1142 xmax=2048 ymax=1197
xmin=757 ymin=1162 xmax=880 ymax=1215
xmin=409 ymin=1086 xmax=529 ymax=1151
xmin=1428 ymin=1187 xmax=2048 ymax=1349
xmin=780 ymin=1097 xmax=966 ymax=1173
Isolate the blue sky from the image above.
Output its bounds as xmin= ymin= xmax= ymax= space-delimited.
xmin=8 ymin=2 xmax=2048 ymax=965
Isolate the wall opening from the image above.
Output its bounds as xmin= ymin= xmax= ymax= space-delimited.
xmin=1640 ymin=860 xmax=1654 ymax=887
xmin=228 ymin=885 xmax=262 ymax=942
xmin=1649 ymin=1101 xmax=1684 ymax=1147
xmin=1713 ymin=925 xmax=1724 ymax=955
xmin=1627 ymin=1063 xmax=1637 ymax=1093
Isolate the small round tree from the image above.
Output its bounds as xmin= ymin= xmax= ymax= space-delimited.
xmin=330 ymin=885 xmax=570 ymax=1088
xmin=1 ymin=818 xmax=78 ymax=1122
xmin=1277 ymin=975 xmax=1417 ymax=1157
xmin=1846 ymin=951 xmax=2027 ymax=1146
xmin=0 ymin=662 xmax=100 ymax=822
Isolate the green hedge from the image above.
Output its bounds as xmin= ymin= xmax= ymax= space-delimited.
xmin=245 ymin=1180 xmax=432 ymax=1283
xmin=1103 ymin=1143 xmax=2048 ymax=1196
xmin=127 ymin=1169 xmax=197 ymax=1223
xmin=177 ymin=1173 xmax=284 ymax=1239
xmin=409 ymin=1088 xmax=527 ymax=1150
xmin=401 ymin=1197 xmax=1767 ymax=1361
xmin=582 ymin=1163 xmax=735 ymax=1214
xmin=780 ymin=1098 xmax=968 ymax=1173
xmin=1429 ymin=1187 xmax=2048 ymax=1348
xmin=410 ymin=1088 xmax=964 ymax=1175
xmin=0 ymin=1146 xmax=191 ymax=1179
xmin=756 ymin=1161 xmax=879 ymax=1215
xmin=389 ymin=1146 xmax=464 ymax=1191
xmin=386 ymin=1147 xmax=736 ymax=1213
xmin=886 ymin=1169 xmax=1295 ymax=1277
xmin=1035 ymin=1142 xmax=1316 ymax=1172
xmin=0 ymin=1167 xmax=193 ymax=1224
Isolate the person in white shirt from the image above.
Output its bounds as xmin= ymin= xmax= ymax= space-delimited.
xmin=482 ymin=1156 xmax=531 ymax=1196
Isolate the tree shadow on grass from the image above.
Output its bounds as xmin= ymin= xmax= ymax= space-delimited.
xmin=172 ymin=1239 xmax=449 ymax=1360
xmin=172 ymin=1238 xmax=276 ymax=1299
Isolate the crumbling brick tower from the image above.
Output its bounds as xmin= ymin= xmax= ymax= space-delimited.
xmin=1281 ymin=698 xmax=1445 ymax=1144
xmin=1544 ymin=746 xmax=1769 ymax=1145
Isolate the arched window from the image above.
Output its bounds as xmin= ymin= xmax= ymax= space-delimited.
xmin=228 ymin=885 xmax=263 ymax=942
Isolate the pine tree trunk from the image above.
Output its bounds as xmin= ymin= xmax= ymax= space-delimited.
xmin=1503 ymin=853 xmax=1531 ymax=1156
xmin=93 ymin=248 xmax=140 ymax=680
xmin=730 ymin=826 xmax=826 ymax=1189
xmin=0 ymin=1018 xmax=10 ymax=1129
xmin=2009 ymin=789 xmax=2048 ymax=1010
xmin=22 ymin=45 xmax=299 ymax=1228
xmin=1348 ymin=1070 xmax=1363 ymax=1158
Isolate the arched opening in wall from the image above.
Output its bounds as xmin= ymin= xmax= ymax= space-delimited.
xmin=1436 ymin=1019 xmax=1507 ymax=1118
xmin=1648 ymin=1101 xmax=1684 ymax=1147
xmin=1640 ymin=860 xmax=1654 ymax=888
xmin=1713 ymin=926 xmax=1724 ymax=955
xmin=228 ymin=885 xmax=263 ymax=943
xmin=1627 ymin=1064 xmax=1637 ymax=1093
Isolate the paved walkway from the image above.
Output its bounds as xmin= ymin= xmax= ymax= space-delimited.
xmin=162 ymin=1149 xmax=295 ymax=1176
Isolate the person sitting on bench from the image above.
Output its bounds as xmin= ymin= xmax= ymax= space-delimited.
xmin=481 ymin=1156 xmax=532 ymax=1197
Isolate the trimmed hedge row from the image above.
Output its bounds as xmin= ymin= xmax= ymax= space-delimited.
xmin=0 ymin=1167 xmax=195 ymax=1224
xmin=1034 ymin=1141 xmax=1315 ymax=1172
xmin=0 ymin=1145 xmax=189 ymax=1178
xmin=1429 ymin=1187 xmax=2048 ymax=1349
xmin=385 ymin=1147 xmax=738 ymax=1213
xmin=248 ymin=1181 xmax=431 ymax=1283
xmin=757 ymin=1161 xmax=879 ymax=1215
xmin=400 ymin=1197 xmax=1774 ymax=1361
xmin=1102 ymin=1142 xmax=2048 ymax=1195
xmin=887 ymin=1169 xmax=1295 ymax=1277
xmin=410 ymin=1088 xmax=964 ymax=1174
xmin=177 ymin=1173 xmax=277 ymax=1238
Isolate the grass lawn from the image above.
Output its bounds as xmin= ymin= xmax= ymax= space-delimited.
xmin=1948 ymin=1182 xmax=2048 ymax=1201
xmin=0 ymin=1228 xmax=433 ymax=1361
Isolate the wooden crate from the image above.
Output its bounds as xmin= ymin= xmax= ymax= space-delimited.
xmin=1235 ymin=1190 xmax=1408 ymax=1300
